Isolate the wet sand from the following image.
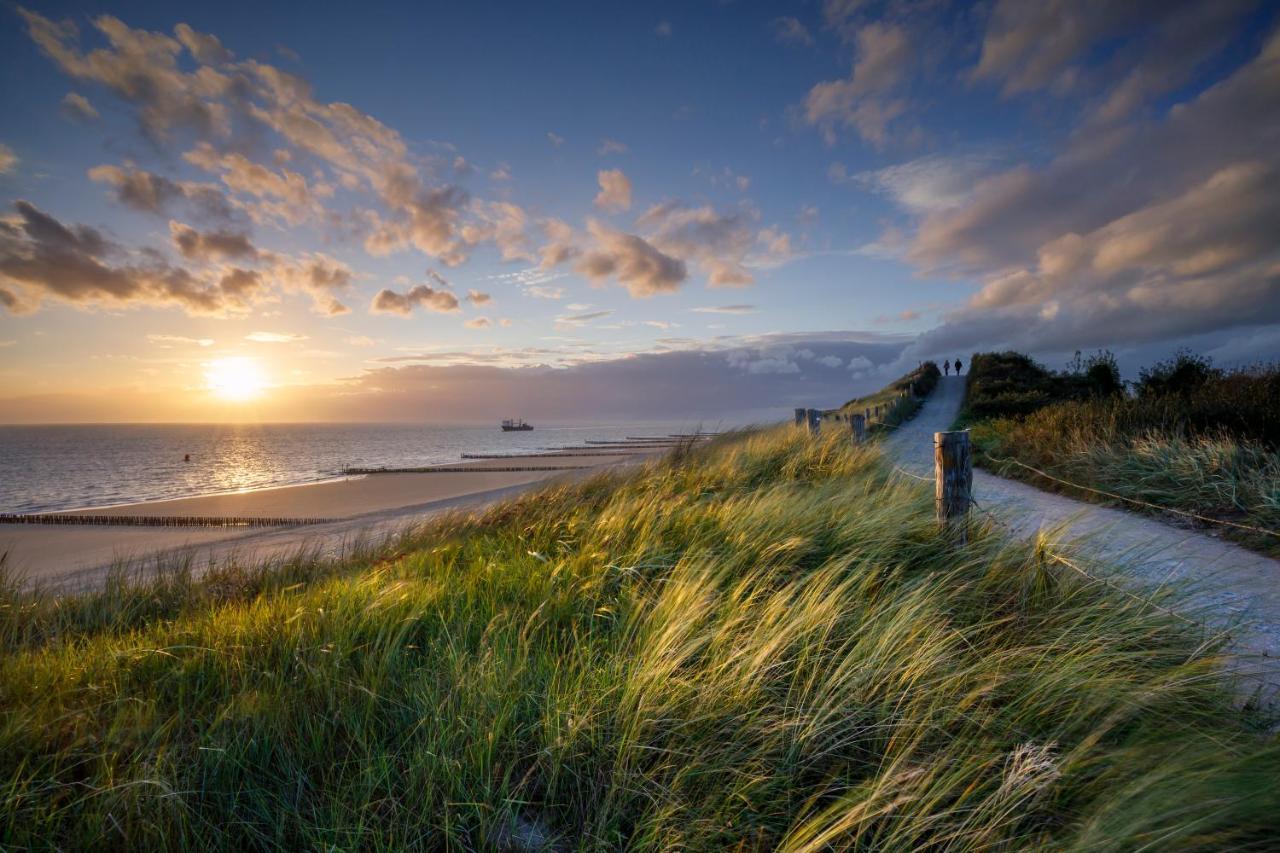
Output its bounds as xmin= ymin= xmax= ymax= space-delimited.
xmin=1 ymin=449 xmax=662 ymax=591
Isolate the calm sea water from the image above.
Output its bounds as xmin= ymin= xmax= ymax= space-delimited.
xmin=0 ymin=422 xmax=704 ymax=514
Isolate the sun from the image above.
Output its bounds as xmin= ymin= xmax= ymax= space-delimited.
xmin=205 ymin=356 xmax=268 ymax=401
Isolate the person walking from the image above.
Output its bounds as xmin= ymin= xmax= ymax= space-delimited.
xmin=954 ymin=357 xmax=963 ymax=375
xmin=943 ymin=359 xmax=951 ymax=376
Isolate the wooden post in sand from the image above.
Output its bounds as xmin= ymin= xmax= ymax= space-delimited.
xmin=795 ymin=408 xmax=806 ymax=427
xmin=851 ymin=414 xmax=866 ymax=444
xmin=934 ymin=430 xmax=972 ymax=541
xmin=806 ymin=408 xmax=821 ymax=435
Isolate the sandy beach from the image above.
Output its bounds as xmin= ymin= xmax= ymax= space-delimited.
xmin=1 ymin=448 xmax=664 ymax=591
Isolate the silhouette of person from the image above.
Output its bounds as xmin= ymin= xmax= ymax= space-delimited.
xmin=954 ymin=358 xmax=963 ymax=375
xmin=943 ymin=359 xmax=951 ymax=376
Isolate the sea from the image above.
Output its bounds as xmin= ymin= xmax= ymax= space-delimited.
xmin=0 ymin=422 xmax=713 ymax=514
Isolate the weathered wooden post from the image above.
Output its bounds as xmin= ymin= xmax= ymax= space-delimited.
xmin=934 ymin=430 xmax=972 ymax=541
xmin=806 ymin=408 xmax=821 ymax=434
xmin=795 ymin=408 xmax=806 ymax=427
xmin=864 ymin=407 xmax=871 ymax=424
xmin=851 ymin=413 xmax=866 ymax=444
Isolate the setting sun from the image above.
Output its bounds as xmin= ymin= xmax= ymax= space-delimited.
xmin=204 ymin=357 xmax=267 ymax=401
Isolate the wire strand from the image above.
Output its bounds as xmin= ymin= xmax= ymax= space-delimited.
xmin=986 ymin=455 xmax=1279 ymax=539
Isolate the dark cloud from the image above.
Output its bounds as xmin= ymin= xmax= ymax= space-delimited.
xmin=0 ymin=200 xmax=254 ymax=316
xmin=88 ymin=164 xmax=237 ymax=222
xmin=170 ymin=221 xmax=257 ymax=262
xmin=370 ymin=282 xmax=460 ymax=316
xmin=330 ymin=333 xmax=912 ymax=422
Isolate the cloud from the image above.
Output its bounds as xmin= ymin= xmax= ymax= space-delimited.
xmin=246 ymin=331 xmax=307 ymax=343
xmin=692 ymin=304 xmax=757 ymax=314
xmin=60 ymin=92 xmax=99 ymax=122
xmin=0 ymin=200 xmax=259 ymax=316
xmin=88 ymin=164 xmax=236 ymax=222
xmin=574 ymin=221 xmax=687 ymax=298
xmin=169 ymin=221 xmax=258 ymax=262
xmin=556 ymin=309 xmax=614 ymax=325
xmin=638 ymin=201 xmax=794 ymax=287
xmin=597 ymin=138 xmax=629 ymax=156
xmin=370 ymin=281 xmax=460 ymax=316
xmin=971 ymin=0 xmax=1254 ymax=121
xmin=461 ymin=201 xmax=533 ymax=262
xmin=856 ymin=154 xmax=999 ymax=212
xmin=184 ymin=142 xmax=328 ymax=226
xmin=345 ymin=335 xmax=377 ymax=347
xmin=174 ymin=22 xmax=233 ymax=65
xmin=19 ymin=10 xmax=234 ymax=140
xmin=269 ymin=253 xmax=355 ymax=315
xmin=547 ymin=131 xmax=565 ymax=148
xmin=0 ymin=145 xmax=16 ymax=174
xmin=594 ymin=169 xmax=632 ymax=213
xmin=467 ymin=289 xmax=492 ymax=305
xmin=464 ymin=316 xmax=492 ymax=329
xmin=147 ymin=333 xmax=214 ymax=347
xmin=902 ymin=29 xmax=1280 ymax=354
xmin=654 ymin=21 xmax=672 ymax=38
xmin=803 ymin=22 xmax=911 ymax=145
xmin=773 ymin=17 xmax=814 ymax=47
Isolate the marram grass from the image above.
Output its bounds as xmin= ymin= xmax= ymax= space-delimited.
xmin=1 ymin=427 xmax=1277 ymax=849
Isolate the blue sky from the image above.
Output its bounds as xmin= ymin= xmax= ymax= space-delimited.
xmin=1 ymin=1 xmax=1278 ymax=422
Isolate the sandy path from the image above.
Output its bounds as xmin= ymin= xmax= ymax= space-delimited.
xmin=885 ymin=375 xmax=1280 ymax=704
xmin=1 ymin=450 xmax=659 ymax=591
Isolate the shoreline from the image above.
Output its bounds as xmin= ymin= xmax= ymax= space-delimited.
xmin=1 ymin=446 xmax=667 ymax=591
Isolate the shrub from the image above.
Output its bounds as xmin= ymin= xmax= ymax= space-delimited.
xmin=1137 ymin=350 xmax=1220 ymax=399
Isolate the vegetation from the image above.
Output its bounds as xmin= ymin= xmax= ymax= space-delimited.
xmin=3 ymin=425 xmax=1278 ymax=849
xmin=961 ymin=351 xmax=1280 ymax=555
xmin=836 ymin=360 xmax=941 ymax=432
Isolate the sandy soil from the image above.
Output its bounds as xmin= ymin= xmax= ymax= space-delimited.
xmin=0 ymin=449 xmax=659 ymax=589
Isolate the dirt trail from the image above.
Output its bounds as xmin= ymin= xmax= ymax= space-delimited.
xmin=885 ymin=375 xmax=1280 ymax=706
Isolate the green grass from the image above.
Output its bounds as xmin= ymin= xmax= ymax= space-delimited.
xmin=960 ymin=352 xmax=1280 ymax=556
xmin=2 ymin=427 xmax=1278 ymax=849
xmin=833 ymin=361 xmax=941 ymax=433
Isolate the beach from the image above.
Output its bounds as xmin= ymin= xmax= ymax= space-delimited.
xmin=0 ymin=448 xmax=666 ymax=591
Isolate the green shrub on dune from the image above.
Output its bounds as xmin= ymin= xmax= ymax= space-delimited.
xmin=962 ymin=351 xmax=1280 ymax=555
xmin=2 ymin=426 xmax=1276 ymax=849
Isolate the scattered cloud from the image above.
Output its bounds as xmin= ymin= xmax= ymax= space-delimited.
xmin=147 ymin=333 xmax=214 ymax=347
xmin=370 ymin=281 xmax=460 ymax=316
xmin=247 ymin=331 xmax=307 ymax=343
xmin=547 ymin=131 xmax=564 ymax=147
xmin=654 ymin=21 xmax=672 ymax=39
xmin=0 ymin=144 xmax=17 ymax=174
xmin=597 ymin=138 xmax=629 ymax=156
xmin=594 ymin=169 xmax=632 ymax=213
xmin=692 ymin=304 xmax=757 ymax=314
xmin=773 ymin=17 xmax=814 ymax=47
xmin=169 ymin=221 xmax=258 ymax=262
xmin=60 ymin=92 xmax=99 ymax=122
xmin=574 ymin=221 xmax=686 ymax=298
xmin=466 ymin=289 xmax=492 ymax=305
xmin=464 ymin=316 xmax=492 ymax=328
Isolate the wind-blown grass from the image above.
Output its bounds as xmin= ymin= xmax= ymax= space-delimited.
xmin=1 ymin=427 xmax=1277 ymax=849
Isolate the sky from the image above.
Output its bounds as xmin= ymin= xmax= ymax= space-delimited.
xmin=1 ymin=0 xmax=1278 ymax=424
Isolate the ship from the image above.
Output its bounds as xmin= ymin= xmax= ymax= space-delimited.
xmin=501 ymin=418 xmax=534 ymax=432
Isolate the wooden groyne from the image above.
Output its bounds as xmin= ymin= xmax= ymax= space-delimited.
xmin=0 ymin=513 xmax=336 ymax=528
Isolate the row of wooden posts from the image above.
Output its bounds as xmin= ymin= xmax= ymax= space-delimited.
xmin=794 ymin=397 xmax=974 ymax=541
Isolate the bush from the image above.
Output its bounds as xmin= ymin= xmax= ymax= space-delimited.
xmin=1137 ymin=350 xmax=1220 ymax=399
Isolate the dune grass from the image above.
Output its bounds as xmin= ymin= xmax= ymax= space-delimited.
xmin=960 ymin=353 xmax=1280 ymax=556
xmin=1 ymin=427 xmax=1277 ymax=849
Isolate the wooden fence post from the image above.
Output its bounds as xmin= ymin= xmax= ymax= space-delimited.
xmin=795 ymin=408 xmax=806 ymax=427
xmin=806 ymin=408 xmax=821 ymax=435
xmin=934 ymin=430 xmax=972 ymax=541
xmin=851 ymin=414 xmax=865 ymax=443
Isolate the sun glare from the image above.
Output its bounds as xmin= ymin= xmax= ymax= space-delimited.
xmin=205 ymin=356 xmax=268 ymax=401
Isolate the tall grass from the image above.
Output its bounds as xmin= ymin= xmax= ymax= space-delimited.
xmin=2 ymin=427 xmax=1277 ymax=849
xmin=972 ymin=403 xmax=1280 ymax=556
